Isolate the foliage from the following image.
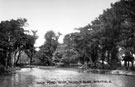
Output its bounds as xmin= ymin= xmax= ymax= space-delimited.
xmin=1 ymin=0 xmax=135 ymax=70
xmin=35 ymin=30 xmax=61 ymax=65
xmin=53 ymin=44 xmax=80 ymax=66
xmin=55 ymin=0 xmax=135 ymax=69
xmin=0 ymin=18 xmax=38 ymax=67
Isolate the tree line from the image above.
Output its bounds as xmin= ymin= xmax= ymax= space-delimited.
xmin=0 ymin=18 xmax=38 ymax=70
xmin=0 ymin=0 xmax=135 ymax=70
xmin=35 ymin=0 xmax=135 ymax=69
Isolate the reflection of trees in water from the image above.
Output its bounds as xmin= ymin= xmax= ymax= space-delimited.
xmin=0 ymin=68 xmax=135 ymax=87
xmin=10 ymin=73 xmax=35 ymax=87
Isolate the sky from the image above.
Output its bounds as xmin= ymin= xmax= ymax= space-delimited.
xmin=0 ymin=0 xmax=118 ymax=47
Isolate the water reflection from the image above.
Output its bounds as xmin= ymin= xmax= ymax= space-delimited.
xmin=0 ymin=68 xmax=135 ymax=87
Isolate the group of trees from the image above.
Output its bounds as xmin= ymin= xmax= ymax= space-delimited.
xmin=0 ymin=18 xmax=37 ymax=68
xmin=63 ymin=0 xmax=135 ymax=69
xmin=34 ymin=31 xmax=61 ymax=65
xmin=35 ymin=0 xmax=135 ymax=69
xmin=69 ymin=0 xmax=135 ymax=69
xmin=1 ymin=0 xmax=135 ymax=70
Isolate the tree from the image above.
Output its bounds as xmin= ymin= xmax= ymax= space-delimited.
xmin=61 ymin=0 xmax=135 ymax=69
xmin=53 ymin=43 xmax=80 ymax=66
xmin=88 ymin=0 xmax=135 ymax=69
xmin=35 ymin=30 xmax=61 ymax=65
xmin=0 ymin=18 xmax=28 ymax=67
xmin=24 ymin=30 xmax=38 ymax=66
xmin=0 ymin=18 xmax=38 ymax=67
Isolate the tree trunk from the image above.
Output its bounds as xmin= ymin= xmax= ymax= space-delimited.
xmin=111 ymin=46 xmax=119 ymax=69
xmin=101 ymin=50 xmax=105 ymax=69
xmin=128 ymin=61 xmax=129 ymax=67
xmin=107 ymin=51 xmax=111 ymax=65
xmin=15 ymin=51 xmax=21 ymax=65
xmin=7 ymin=51 xmax=12 ymax=67
xmin=5 ymin=52 xmax=8 ymax=68
xmin=124 ymin=60 xmax=127 ymax=66
xmin=30 ymin=55 xmax=32 ymax=68
xmin=11 ymin=51 xmax=16 ymax=67
xmin=131 ymin=61 xmax=134 ymax=67
xmin=85 ymin=53 xmax=93 ymax=66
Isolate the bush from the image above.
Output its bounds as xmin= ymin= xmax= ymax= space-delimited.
xmin=0 ymin=64 xmax=6 ymax=74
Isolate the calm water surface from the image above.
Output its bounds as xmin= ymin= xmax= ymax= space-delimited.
xmin=0 ymin=67 xmax=135 ymax=87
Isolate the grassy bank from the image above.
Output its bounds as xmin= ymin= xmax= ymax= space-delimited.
xmin=1 ymin=64 xmax=135 ymax=76
xmin=81 ymin=67 xmax=135 ymax=76
xmin=0 ymin=65 xmax=21 ymax=76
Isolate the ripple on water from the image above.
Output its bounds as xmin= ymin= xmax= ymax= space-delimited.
xmin=0 ymin=68 xmax=135 ymax=87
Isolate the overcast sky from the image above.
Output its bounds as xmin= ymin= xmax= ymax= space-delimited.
xmin=0 ymin=0 xmax=118 ymax=47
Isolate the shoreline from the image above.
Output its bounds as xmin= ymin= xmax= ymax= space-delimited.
xmin=79 ymin=68 xmax=135 ymax=76
xmin=1 ymin=66 xmax=135 ymax=76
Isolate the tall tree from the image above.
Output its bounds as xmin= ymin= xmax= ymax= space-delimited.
xmin=0 ymin=18 xmax=38 ymax=67
xmin=36 ymin=30 xmax=61 ymax=65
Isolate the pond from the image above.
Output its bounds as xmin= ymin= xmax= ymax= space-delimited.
xmin=0 ymin=67 xmax=135 ymax=87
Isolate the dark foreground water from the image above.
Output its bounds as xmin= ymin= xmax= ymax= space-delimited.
xmin=0 ymin=67 xmax=135 ymax=87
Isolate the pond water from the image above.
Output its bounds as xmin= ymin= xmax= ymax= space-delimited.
xmin=0 ymin=67 xmax=135 ymax=87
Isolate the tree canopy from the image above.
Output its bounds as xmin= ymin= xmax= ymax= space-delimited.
xmin=0 ymin=18 xmax=38 ymax=67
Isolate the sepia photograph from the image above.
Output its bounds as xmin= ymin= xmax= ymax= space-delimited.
xmin=0 ymin=0 xmax=135 ymax=87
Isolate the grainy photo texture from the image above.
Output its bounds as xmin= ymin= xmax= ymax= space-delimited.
xmin=0 ymin=0 xmax=135 ymax=87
